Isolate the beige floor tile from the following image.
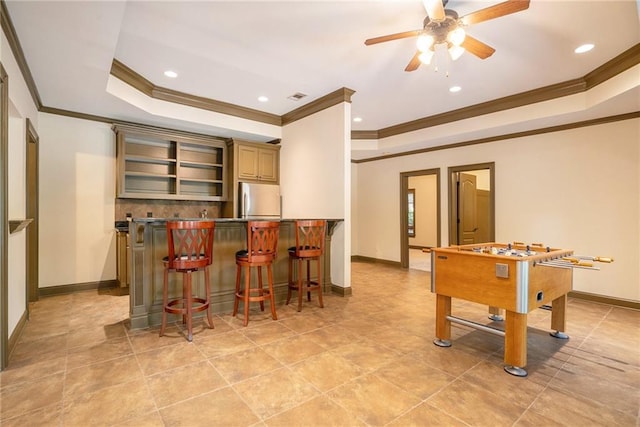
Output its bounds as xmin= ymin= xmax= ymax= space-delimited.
xmin=9 ymin=333 xmax=68 ymax=366
xmin=528 ymin=386 xmax=637 ymax=426
xmin=375 ymin=354 xmax=456 ymax=400
xmin=301 ymin=325 xmax=360 ymax=350
xmin=262 ymin=334 xmax=326 ymax=365
xmin=64 ymin=355 xmax=143 ymax=399
xmin=387 ymin=402 xmax=467 ymax=427
xmin=66 ymin=321 xmax=127 ymax=349
xmin=210 ymin=347 xmax=283 ymax=384
xmin=135 ymin=341 xmax=206 ymax=376
xmin=66 ymin=336 xmax=133 ymax=370
xmin=62 ymin=379 xmax=156 ymax=426
xmin=240 ymin=321 xmax=296 ymax=345
xmin=290 ymin=351 xmax=367 ymax=392
xmin=0 ymin=372 xmax=65 ymax=420
xmin=197 ymin=330 xmax=257 ymax=358
xmin=233 ymin=367 xmax=319 ymax=419
xmin=146 ymin=360 xmax=228 ymax=408
xmin=427 ymin=378 xmax=526 ymax=427
xmin=327 ymin=373 xmax=421 ymax=426
xmin=411 ymin=341 xmax=486 ymax=376
xmin=114 ymin=410 xmax=165 ymax=427
xmin=0 ymin=402 xmax=63 ymax=427
xmin=265 ymin=395 xmax=366 ymax=426
xmin=0 ymin=354 xmax=66 ymax=388
xmin=330 ymin=338 xmax=400 ymax=372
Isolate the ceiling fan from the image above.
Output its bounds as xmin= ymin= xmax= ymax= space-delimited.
xmin=364 ymin=0 xmax=530 ymax=72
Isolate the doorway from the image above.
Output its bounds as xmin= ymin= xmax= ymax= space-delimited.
xmin=448 ymin=163 xmax=495 ymax=245
xmin=400 ymin=169 xmax=440 ymax=269
xmin=26 ymin=119 xmax=39 ymax=306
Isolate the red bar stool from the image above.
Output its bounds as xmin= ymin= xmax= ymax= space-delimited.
xmin=287 ymin=219 xmax=326 ymax=311
xmin=160 ymin=220 xmax=215 ymax=341
xmin=233 ymin=221 xmax=280 ymax=327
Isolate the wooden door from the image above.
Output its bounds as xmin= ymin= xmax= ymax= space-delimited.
xmin=257 ymin=148 xmax=277 ymax=182
xmin=458 ymin=172 xmax=479 ymax=244
xmin=26 ymin=120 xmax=39 ymax=303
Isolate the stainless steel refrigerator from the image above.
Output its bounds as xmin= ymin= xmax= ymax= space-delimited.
xmin=238 ymin=182 xmax=281 ymax=218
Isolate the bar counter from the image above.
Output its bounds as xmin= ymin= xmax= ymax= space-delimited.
xmin=127 ymin=218 xmax=343 ymax=329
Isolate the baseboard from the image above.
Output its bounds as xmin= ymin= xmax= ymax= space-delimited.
xmin=39 ymin=279 xmax=119 ymax=297
xmin=351 ymin=255 xmax=401 ymax=267
xmin=7 ymin=309 xmax=28 ymax=362
xmin=331 ymin=284 xmax=353 ymax=297
xmin=569 ymin=291 xmax=639 ymax=310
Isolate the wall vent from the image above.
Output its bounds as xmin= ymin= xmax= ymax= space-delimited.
xmin=287 ymin=92 xmax=307 ymax=101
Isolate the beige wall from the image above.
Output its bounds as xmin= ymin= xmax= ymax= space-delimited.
xmin=37 ymin=113 xmax=116 ymax=287
xmin=353 ymin=118 xmax=639 ymax=301
xmin=281 ymin=103 xmax=351 ymax=288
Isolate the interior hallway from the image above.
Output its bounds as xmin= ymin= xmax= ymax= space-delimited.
xmin=1 ymin=261 xmax=638 ymax=426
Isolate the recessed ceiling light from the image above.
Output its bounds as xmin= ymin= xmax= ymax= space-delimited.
xmin=258 ymin=96 xmax=269 ymax=102
xmin=353 ymin=117 xmax=363 ymax=123
xmin=449 ymin=85 xmax=462 ymax=93
xmin=575 ymin=43 xmax=594 ymax=54
xmin=164 ymin=70 xmax=178 ymax=78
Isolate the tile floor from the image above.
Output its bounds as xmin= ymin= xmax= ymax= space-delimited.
xmin=1 ymin=261 xmax=638 ymax=426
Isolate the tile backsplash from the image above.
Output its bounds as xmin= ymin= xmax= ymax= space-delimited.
xmin=115 ymin=199 xmax=222 ymax=220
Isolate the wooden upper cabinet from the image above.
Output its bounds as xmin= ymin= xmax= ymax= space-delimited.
xmin=114 ymin=124 xmax=228 ymax=201
xmin=235 ymin=140 xmax=280 ymax=183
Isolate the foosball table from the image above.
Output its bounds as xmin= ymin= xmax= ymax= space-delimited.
xmin=430 ymin=242 xmax=612 ymax=377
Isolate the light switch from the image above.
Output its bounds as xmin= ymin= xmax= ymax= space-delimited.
xmin=495 ymin=263 xmax=509 ymax=278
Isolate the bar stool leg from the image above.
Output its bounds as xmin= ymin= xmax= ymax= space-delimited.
xmin=317 ymin=258 xmax=324 ymax=308
xmin=296 ymin=258 xmax=303 ymax=311
xmin=233 ymin=264 xmax=241 ymax=317
xmin=185 ymin=271 xmax=193 ymax=342
xmin=243 ymin=265 xmax=250 ymax=327
xmin=160 ymin=267 xmax=169 ymax=337
xmin=267 ymin=264 xmax=278 ymax=320
xmin=286 ymin=256 xmax=293 ymax=305
xmin=257 ymin=266 xmax=265 ymax=312
xmin=306 ymin=259 xmax=312 ymax=301
xmin=204 ymin=266 xmax=214 ymax=330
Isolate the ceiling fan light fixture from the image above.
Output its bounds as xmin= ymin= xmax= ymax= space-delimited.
xmin=449 ymin=45 xmax=465 ymax=61
xmin=448 ymin=27 xmax=466 ymax=46
xmin=418 ymin=50 xmax=434 ymax=65
xmin=416 ymin=34 xmax=434 ymax=52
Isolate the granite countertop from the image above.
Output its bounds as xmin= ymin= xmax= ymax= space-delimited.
xmin=116 ymin=217 xmax=343 ymax=231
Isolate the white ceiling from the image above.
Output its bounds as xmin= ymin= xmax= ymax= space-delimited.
xmin=5 ymin=1 xmax=640 ymax=160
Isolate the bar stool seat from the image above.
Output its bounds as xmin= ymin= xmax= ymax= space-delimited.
xmin=160 ymin=220 xmax=215 ymax=341
xmin=287 ymin=220 xmax=326 ymax=311
xmin=233 ymin=221 xmax=280 ymax=327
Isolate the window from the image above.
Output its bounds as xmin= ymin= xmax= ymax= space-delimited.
xmin=408 ymin=189 xmax=415 ymax=237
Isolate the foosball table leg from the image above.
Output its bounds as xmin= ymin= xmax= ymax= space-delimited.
xmin=434 ymin=294 xmax=452 ymax=347
xmin=504 ymin=311 xmax=528 ymax=377
xmin=550 ymin=294 xmax=569 ymax=339
xmin=488 ymin=306 xmax=504 ymax=321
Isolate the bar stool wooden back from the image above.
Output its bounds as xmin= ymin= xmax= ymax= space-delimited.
xmin=160 ymin=220 xmax=215 ymax=341
xmin=233 ymin=221 xmax=280 ymax=326
xmin=287 ymin=219 xmax=326 ymax=311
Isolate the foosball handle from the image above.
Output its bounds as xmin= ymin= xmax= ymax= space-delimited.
xmin=594 ymin=257 xmax=614 ymax=263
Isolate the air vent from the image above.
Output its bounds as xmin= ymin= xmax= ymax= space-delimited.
xmin=287 ymin=92 xmax=307 ymax=101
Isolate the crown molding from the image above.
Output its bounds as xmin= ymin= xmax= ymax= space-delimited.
xmin=354 ymin=43 xmax=640 ymax=141
xmin=281 ymin=87 xmax=355 ymax=126
xmin=0 ymin=0 xmax=41 ymax=109
xmin=351 ymin=111 xmax=640 ymax=164
xmin=110 ymin=59 xmax=282 ymax=126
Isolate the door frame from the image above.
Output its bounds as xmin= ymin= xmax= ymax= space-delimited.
xmin=26 ymin=118 xmax=39 ymax=306
xmin=448 ymin=162 xmax=495 ymax=245
xmin=0 ymin=62 xmax=8 ymax=370
xmin=400 ymin=168 xmax=440 ymax=268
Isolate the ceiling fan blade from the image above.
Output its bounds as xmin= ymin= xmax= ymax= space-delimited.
xmin=423 ymin=0 xmax=445 ymax=21
xmin=461 ymin=35 xmax=496 ymax=59
xmin=365 ymin=30 xmax=422 ymax=46
xmin=405 ymin=51 xmax=422 ymax=72
xmin=460 ymin=0 xmax=530 ymax=26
